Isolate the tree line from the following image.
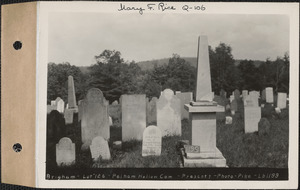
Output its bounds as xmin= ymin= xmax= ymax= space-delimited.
xmin=47 ymin=44 xmax=289 ymax=104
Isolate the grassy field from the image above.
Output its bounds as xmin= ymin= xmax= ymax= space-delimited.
xmin=46 ymin=97 xmax=288 ymax=170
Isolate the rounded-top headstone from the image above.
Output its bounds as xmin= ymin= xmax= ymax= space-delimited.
xmin=86 ymin=88 xmax=105 ymax=103
xmin=142 ymin=125 xmax=162 ymax=156
xmin=81 ymin=88 xmax=110 ymax=147
xmin=163 ymin=89 xmax=174 ymax=100
xmin=57 ymin=137 xmax=73 ymax=149
xmin=157 ymin=89 xmax=181 ymax=136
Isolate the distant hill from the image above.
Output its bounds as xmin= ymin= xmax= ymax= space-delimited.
xmin=78 ymin=66 xmax=90 ymax=74
xmin=235 ymin=59 xmax=265 ymax=68
xmin=78 ymin=58 xmax=265 ymax=73
xmin=136 ymin=57 xmax=264 ymax=71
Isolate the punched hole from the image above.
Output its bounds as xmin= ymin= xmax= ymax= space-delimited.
xmin=13 ymin=143 xmax=22 ymax=152
xmin=13 ymin=41 xmax=22 ymax=50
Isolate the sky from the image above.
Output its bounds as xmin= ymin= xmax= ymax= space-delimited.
xmin=48 ymin=13 xmax=289 ymax=67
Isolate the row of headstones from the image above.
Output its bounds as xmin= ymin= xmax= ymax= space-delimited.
xmin=56 ymin=125 xmax=162 ymax=166
xmin=225 ymin=88 xmax=288 ymax=133
xmin=48 ymin=96 xmax=113 ymax=126
xmin=49 ymin=87 xmax=188 ymax=154
xmin=77 ymin=88 xmax=185 ymax=150
xmin=122 ymin=88 xmax=195 ymax=142
xmin=227 ymin=88 xmax=288 ymax=109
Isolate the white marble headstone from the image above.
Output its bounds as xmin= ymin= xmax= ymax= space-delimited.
xmin=81 ymin=88 xmax=110 ymax=148
xmin=51 ymin=100 xmax=56 ymax=106
xmin=56 ymin=137 xmax=75 ymax=166
xmin=157 ymin=89 xmax=181 ymax=136
xmin=244 ymin=107 xmax=261 ymax=133
xmin=142 ymin=125 xmax=162 ymax=156
xmin=266 ymin=87 xmax=274 ymax=103
xmin=56 ymin=98 xmax=65 ymax=113
xmin=277 ymin=92 xmax=287 ymax=109
xmin=229 ymin=95 xmax=234 ymax=103
xmin=121 ymin=94 xmax=146 ymax=141
xmin=242 ymin=90 xmax=248 ymax=100
xmin=90 ymin=136 xmax=111 ymax=161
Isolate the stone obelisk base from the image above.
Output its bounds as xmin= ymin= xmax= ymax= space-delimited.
xmin=182 ymin=103 xmax=227 ymax=167
xmin=180 ymin=148 xmax=227 ymax=167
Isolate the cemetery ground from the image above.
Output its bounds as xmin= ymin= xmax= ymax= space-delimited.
xmin=46 ymin=98 xmax=288 ymax=172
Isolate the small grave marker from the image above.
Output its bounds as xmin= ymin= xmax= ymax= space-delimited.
xmin=56 ymin=137 xmax=75 ymax=166
xmin=142 ymin=125 xmax=162 ymax=156
xmin=90 ymin=136 xmax=111 ymax=161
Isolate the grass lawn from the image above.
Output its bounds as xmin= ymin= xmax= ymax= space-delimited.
xmin=46 ymin=98 xmax=288 ymax=170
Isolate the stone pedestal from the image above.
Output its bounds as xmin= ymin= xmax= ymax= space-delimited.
xmin=183 ymin=103 xmax=227 ymax=167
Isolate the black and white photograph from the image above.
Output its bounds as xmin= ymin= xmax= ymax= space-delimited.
xmin=39 ymin=2 xmax=297 ymax=187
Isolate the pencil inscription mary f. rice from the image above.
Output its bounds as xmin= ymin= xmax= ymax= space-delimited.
xmin=45 ymin=6 xmax=291 ymax=181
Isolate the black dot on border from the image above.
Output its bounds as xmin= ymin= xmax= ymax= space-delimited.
xmin=13 ymin=143 xmax=22 ymax=152
xmin=13 ymin=41 xmax=22 ymax=50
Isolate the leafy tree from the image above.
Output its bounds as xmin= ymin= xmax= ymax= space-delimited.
xmin=88 ymin=50 xmax=142 ymax=102
xmin=147 ymin=54 xmax=196 ymax=96
xmin=209 ymin=43 xmax=240 ymax=94
xmin=237 ymin=60 xmax=263 ymax=91
xmin=47 ymin=62 xmax=85 ymax=104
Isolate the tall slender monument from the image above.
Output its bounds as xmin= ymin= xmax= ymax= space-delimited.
xmin=68 ymin=75 xmax=77 ymax=109
xmin=183 ymin=36 xmax=227 ymax=167
xmin=64 ymin=76 xmax=78 ymax=125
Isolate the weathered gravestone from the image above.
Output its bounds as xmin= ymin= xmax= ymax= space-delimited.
xmin=47 ymin=110 xmax=66 ymax=165
xmin=266 ymin=87 xmax=274 ymax=103
xmin=90 ymin=136 xmax=111 ymax=161
xmin=142 ymin=125 xmax=162 ymax=156
xmin=157 ymin=89 xmax=181 ymax=136
xmin=51 ymin=100 xmax=56 ymax=106
xmin=277 ymin=92 xmax=287 ymax=109
xmin=244 ymin=90 xmax=261 ymax=133
xmin=220 ymin=89 xmax=227 ymax=99
xmin=175 ymin=92 xmax=193 ymax=119
xmin=81 ymin=88 xmax=109 ymax=149
xmin=112 ymin=100 xmax=118 ymax=105
xmin=231 ymin=99 xmax=238 ymax=115
xmin=64 ymin=109 xmax=74 ymax=124
xmin=121 ymin=94 xmax=146 ymax=141
xmin=248 ymin=91 xmax=259 ymax=107
xmin=47 ymin=110 xmax=66 ymax=145
xmin=234 ymin=89 xmax=240 ymax=100
xmin=242 ymin=90 xmax=248 ymax=100
xmin=244 ymin=92 xmax=258 ymax=107
xmin=146 ymin=97 xmax=158 ymax=124
xmin=229 ymin=95 xmax=234 ymax=103
xmin=56 ymin=137 xmax=75 ymax=166
xmin=55 ymin=97 xmax=65 ymax=113
xmin=244 ymin=107 xmax=261 ymax=133
xmin=261 ymin=89 xmax=266 ymax=101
